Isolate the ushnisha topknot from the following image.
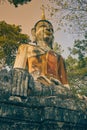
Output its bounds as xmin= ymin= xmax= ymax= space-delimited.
xmin=33 ymin=5 xmax=54 ymax=32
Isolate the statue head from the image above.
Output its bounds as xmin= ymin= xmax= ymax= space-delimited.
xmin=31 ymin=8 xmax=54 ymax=49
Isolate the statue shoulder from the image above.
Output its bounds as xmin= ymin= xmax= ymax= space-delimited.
xmin=18 ymin=43 xmax=36 ymax=51
xmin=19 ymin=44 xmax=46 ymax=57
xmin=17 ymin=44 xmax=45 ymax=57
xmin=19 ymin=43 xmax=35 ymax=48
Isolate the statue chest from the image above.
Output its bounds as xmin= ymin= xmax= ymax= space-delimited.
xmin=28 ymin=50 xmax=58 ymax=79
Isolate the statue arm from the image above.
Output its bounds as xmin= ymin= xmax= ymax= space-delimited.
xmin=14 ymin=44 xmax=28 ymax=69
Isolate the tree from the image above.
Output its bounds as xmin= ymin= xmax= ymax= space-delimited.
xmin=45 ymin=0 xmax=87 ymax=35
xmin=68 ymin=33 xmax=87 ymax=68
xmin=65 ymin=53 xmax=87 ymax=96
xmin=0 ymin=0 xmax=32 ymax=7
xmin=66 ymin=55 xmax=78 ymax=73
xmin=0 ymin=21 xmax=30 ymax=67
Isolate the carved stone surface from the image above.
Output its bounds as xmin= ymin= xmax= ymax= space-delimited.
xmin=0 ymin=69 xmax=87 ymax=130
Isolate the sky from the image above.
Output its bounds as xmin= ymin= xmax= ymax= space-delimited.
xmin=0 ymin=0 xmax=78 ymax=58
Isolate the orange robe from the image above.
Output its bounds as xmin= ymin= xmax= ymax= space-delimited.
xmin=14 ymin=44 xmax=68 ymax=85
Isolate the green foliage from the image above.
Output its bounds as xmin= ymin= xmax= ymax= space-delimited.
xmin=66 ymin=55 xmax=78 ymax=73
xmin=68 ymin=35 xmax=87 ymax=68
xmin=66 ymin=34 xmax=87 ymax=96
xmin=66 ymin=33 xmax=87 ymax=76
xmin=68 ymin=70 xmax=87 ymax=96
xmin=67 ymin=62 xmax=87 ymax=96
xmin=0 ymin=21 xmax=30 ymax=67
xmin=8 ymin=0 xmax=32 ymax=7
xmin=46 ymin=0 xmax=87 ymax=34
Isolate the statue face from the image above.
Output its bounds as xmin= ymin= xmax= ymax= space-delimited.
xmin=35 ymin=21 xmax=54 ymax=47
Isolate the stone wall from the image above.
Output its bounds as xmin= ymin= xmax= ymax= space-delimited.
xmin=0 ymin=69 xmax=87 ymax=130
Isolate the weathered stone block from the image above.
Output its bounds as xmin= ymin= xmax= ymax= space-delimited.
xmin=0 ymin=69 xmax=87 ymax=130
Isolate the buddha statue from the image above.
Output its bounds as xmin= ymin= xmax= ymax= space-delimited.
xmin=13 ymin=9 xmax=69 ymax=90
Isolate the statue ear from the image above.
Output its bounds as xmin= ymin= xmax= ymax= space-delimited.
xmin=31 ymin=28 xmax=36 ymax=43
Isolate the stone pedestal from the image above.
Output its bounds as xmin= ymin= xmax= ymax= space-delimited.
xmin=0 ymin=69 xmax=87 ymax=130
